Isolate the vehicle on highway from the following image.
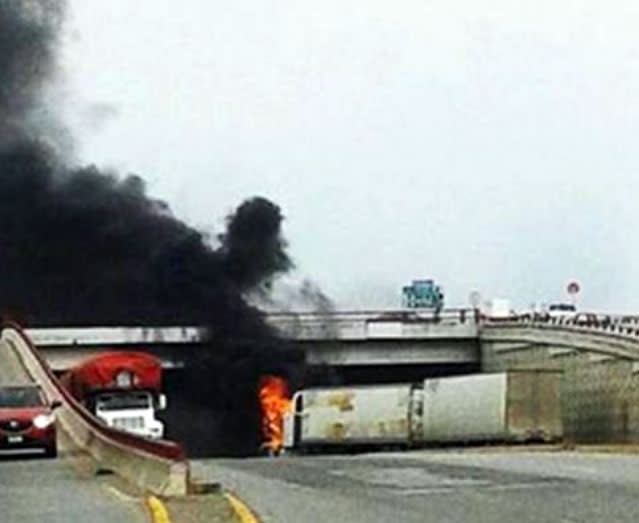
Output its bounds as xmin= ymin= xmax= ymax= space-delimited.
xmin=282 ymin=371 xmax=563 ymax=453
xmin=573 ymin=312 xmax=600 ymax=326
xmin=0 ymin=385 xmax=60 ymax=458
xmin=484 ymin=298 xmax=517 ymax=320
xmin=547 ymin=303 xmax=577 ymax=318
xmin=59 ymin=352 xmax=167 ymax=439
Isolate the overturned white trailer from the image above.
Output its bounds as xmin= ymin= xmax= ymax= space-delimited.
xmin=283 ymin=370 xmax=562 ymax=451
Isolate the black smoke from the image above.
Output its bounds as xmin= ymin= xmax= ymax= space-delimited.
xmin=0 ymin=0 xmax=64 ymax=147
xmin=0 ymin=1 xmax=308 ymax=455
xmin=219 ymin=198 xmax=294 ymax=294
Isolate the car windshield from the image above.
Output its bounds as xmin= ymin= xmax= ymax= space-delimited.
xmin=0 ymin=387 xmax=44 ymax=407
xmin=96 ymin=392 xmax=151 ymax=411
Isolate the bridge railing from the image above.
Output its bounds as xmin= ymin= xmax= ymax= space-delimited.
xmin=265 ymin=308 xmax=478 ymax=323
xmin=2 ymin=323 xmax=189 ymax=495
xmin=266 ymin=308 xmax=479 ymax=341
xmin=482 ymin=312 xmax=639 ymax=341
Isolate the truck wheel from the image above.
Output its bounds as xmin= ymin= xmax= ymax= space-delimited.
xmin=44 ymin=442 xmax=57 ymax=459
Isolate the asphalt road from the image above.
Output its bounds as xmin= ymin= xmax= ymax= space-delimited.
xmin=194 ymin=450 xmax=639 ymax=523
xmin=0 ymin=339 xmax=146 ymax=522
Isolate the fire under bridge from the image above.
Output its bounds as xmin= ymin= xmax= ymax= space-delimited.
xmin=16 ymin=311 xmax=639 ymax=459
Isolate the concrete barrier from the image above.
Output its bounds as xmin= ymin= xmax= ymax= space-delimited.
xmin=2 ymin=324 xmax=189 ymax=495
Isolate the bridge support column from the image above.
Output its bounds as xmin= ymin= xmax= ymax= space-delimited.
xmin=481 ymin=340 xmax=558 ymax=372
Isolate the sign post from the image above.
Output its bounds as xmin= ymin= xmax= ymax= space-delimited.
xmin=469 ymin=291 xmax=481 ymax=310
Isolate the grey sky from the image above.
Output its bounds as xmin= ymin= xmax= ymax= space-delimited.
xmin=59 ymin=1 xmax=639 ymax=312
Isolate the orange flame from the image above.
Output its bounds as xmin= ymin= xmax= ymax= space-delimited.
xmin=258 ymin=375 xmax=291 ymax=455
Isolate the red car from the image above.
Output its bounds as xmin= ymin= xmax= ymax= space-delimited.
xmin=0 ymin=385 xmax=61 ymax=458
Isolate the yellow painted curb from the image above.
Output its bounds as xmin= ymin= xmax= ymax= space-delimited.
xmin=146 ymin=495 xmax=171 ymax=523
xmin=224 ymin=491 xmax=260 ymax=523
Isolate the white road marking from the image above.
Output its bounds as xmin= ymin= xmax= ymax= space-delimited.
xmin=396 ymin=481 xmax=564 ymax=496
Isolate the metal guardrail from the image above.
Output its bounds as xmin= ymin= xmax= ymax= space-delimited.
xmin=266 ymin=308 xmax=480 ymax=328
xmin=266 ymin=308 xmax=480 ymax=341
xmin=266 ymin=308 xmax=477 ymax=321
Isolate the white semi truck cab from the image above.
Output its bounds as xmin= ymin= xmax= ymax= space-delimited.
xmin=60 ymin=352 xmax=169 ymax=441
xmin=94 ymin=390 xmax=166 ymax=439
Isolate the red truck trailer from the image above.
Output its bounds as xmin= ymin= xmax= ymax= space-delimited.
xmin=60 ymin=352 xmax=167 ymax=439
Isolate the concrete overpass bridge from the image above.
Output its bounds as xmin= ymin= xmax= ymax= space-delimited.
xmin=23 ymin=309 xmax=639 ymax=369
xmin=25 ymin=309 xmax=480 ymax=371
xmin=480 ymin=314 xmax=639 ymax=443
xmin=482 ymin=317 xmax=639 ymax=368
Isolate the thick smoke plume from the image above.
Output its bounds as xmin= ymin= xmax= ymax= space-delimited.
xmin=220 ymin=198 xmax=294 ymax=294
xmin=0 ymin=1 xmax=306 ymax=455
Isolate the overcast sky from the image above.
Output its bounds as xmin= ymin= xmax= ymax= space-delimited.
xmin=58 ymin=1 xmax=639 ymax=312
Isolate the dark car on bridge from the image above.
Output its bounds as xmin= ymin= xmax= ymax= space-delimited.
xmin=0 ymin=385 xmax=61 ymax=458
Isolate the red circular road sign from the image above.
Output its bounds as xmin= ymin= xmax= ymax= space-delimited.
xmin=567 ymin=281 xmax=581 ymax=295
